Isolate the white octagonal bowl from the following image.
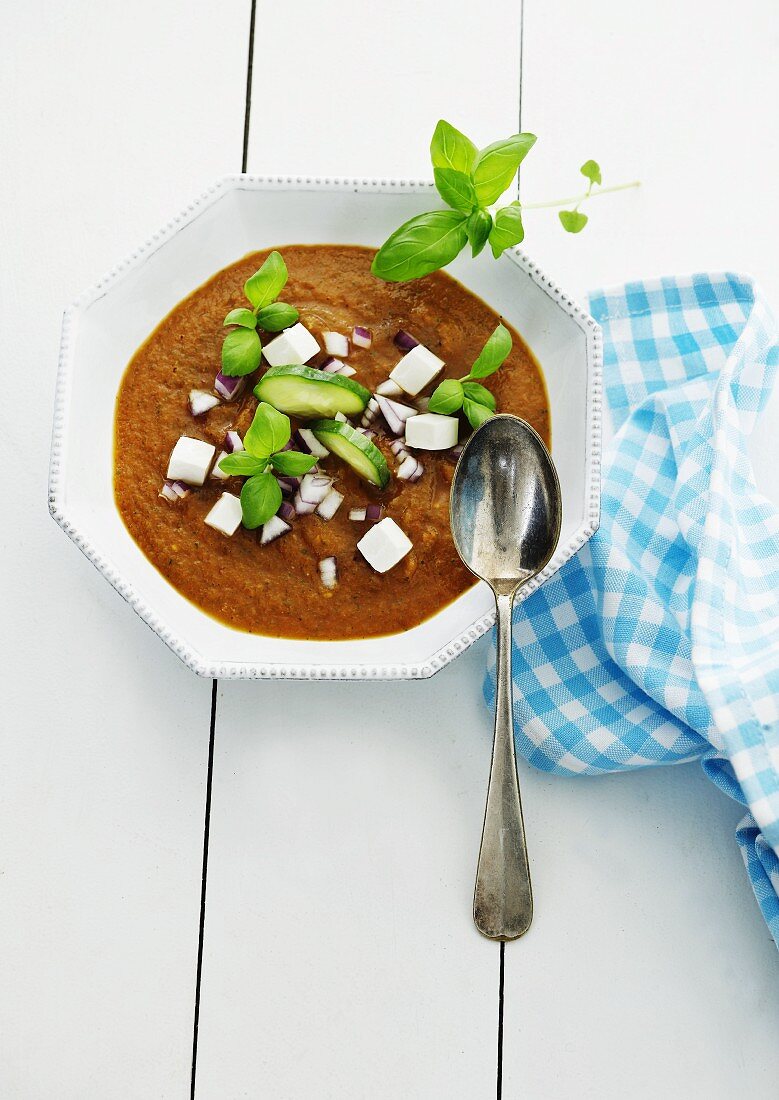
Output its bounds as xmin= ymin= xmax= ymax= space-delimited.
xmin=49 ymin=176 xmax=602 ymax=679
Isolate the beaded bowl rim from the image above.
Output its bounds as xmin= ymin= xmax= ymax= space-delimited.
xmin=49 ymin=175 xmax=602 ymax=680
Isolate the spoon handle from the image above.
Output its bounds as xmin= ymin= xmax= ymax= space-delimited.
xmin=474 ymin=591 xmax=533 ymax=941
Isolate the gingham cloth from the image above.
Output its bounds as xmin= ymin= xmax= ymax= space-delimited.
xmin=484 ymin=273 xmax=779 ymax=946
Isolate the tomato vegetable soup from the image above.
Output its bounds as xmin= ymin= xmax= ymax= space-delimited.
xmin=114 ymin=245 xmax=550 ymax=640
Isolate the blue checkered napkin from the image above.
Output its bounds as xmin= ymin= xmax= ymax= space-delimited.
xmin=484 ymin=274 xmax=779 ymax=946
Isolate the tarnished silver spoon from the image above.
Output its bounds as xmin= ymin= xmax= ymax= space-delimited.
xmin=450 ymin=414 xmax=562 ymax=940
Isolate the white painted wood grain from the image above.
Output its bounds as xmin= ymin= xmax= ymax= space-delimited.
xmin=503 ymin=0 xmax=779 ymax=1094
xmin=0 ymin=2 xmax=248 ymax=1095
xmin=517 ymin=0 xmax=779 ymax=306
xmin=195 ymin=644 xmax=501 ymax=1099
xmin=246 ymin=0 xmax=522 ymax=180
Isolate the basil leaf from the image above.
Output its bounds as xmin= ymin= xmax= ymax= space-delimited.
xmin=371 ymin=210 xmax=469 ymax=283
xmin=462 ymin=381 xmax=496 ymax=411
xmin=256 ymin=302 xmax=299 ymax=332
xmin=244 ymin=250 xmax=288 ymax=310
xmin=221 ymin=327 xmax=262 ymax=377
xmin=430 ymin=119 xmax=478 ymax=175
xmin=580 ymin=159 xmax=602 ymax=186
xmin=559 ymin=209 xmax=589 ymax=233
xmin=270 ymin=450 xmax=318 ymax=476
xmin=240 ymin=472 xmax=282 ymax=530
xmin=472 ymin=133 xmax=537 ymax=206
xmin=428 ymin=378 xmax=464 ymax=415
xmin=433 ymin=167 xmax=478 ymax=213
xmin=223 ymin=307 xmax=258 ymax=329
xmin=466 ymin=209 xmax=492 ymax=258
xmin=463 ymin=398 xmax=493 ymax=430
xmin=244 ymin=401 xmax=291 ymax=458
xmin=466 ymin=323 xmax=512 ymax=380
xmin=488 ymin=202 xmax=525 ymax=258
xmin=218 ymin=452 xmax=267 ymax=477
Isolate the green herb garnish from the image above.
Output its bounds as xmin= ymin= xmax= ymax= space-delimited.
xmin=372 ymin=120 xmax=639 ymax=282
xmin=220 ymin=251 xmax=300 ymax=377
xmin=218 ymin=402 xmax=316 ymax=528
xmin=428 ymin=323 xmax=511 ymax=429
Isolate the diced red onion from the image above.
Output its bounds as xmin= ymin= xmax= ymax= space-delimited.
xmin=319 ymin=556 xmax=338 ymax=589
xmin=211 ymin=451 xmax=230 ymax=480
xmin=295 ymin=428 xmax=330 ymax=458
xmin=376 ymin=395 xmax=418 ymax=436
xmin=352 ymin=326 xmax=372 ymax=349
xmin=295 ymin=474 xmax=333 ymax=514
xmin=275 ymin=475 xmax=300 ymax=495
xmin=260 ymin=515 xmax=292 ymax=545
xmin=390 ymin=438 xmax=408 ymax=458
xmin=397 ymin=455 xmax=424 ymax=482
xmin=358 ymin=428 xmax=376 ymax=440
xmin=338 ymin=364 xmax=356 ymax=377
xmin=323 ymin=331 xmax=350 ymax=357
xmin=334 ymin=411 xmax=348 ymax=423
xmin=317 ymin=487 xmax=345 ymax=520
xmin=214 ymin=372 xmax=245 ymax=401
xmin=349 ymin=504 xmax=385 ymax=522
xmin=376 ymin=379 xmax=404 ymax=398
xmin=278 ymin=501 xmax=296 ymax=523
xmin=160 ymin=479 xmax=190 ymax=501
xmin=223 ymin=430 xmax=243 ymax=454
xmin=321 ymin=357 xmax=343 ymax=373
xmin=447 ymin=444 xmax=465 ymax=461
xmin=189 ymin=390 xmax=220 ymax=417
xmin=393 ymin=330 xmax=419 ymax=352
xmin=360 ymin=398 xmax=380 ymax=428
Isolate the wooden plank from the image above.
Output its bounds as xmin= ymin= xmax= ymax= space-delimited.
xmin=245 ymin=0 xmax=522 ymax=179
xmin=196 ymin=5 xmax=524 ymax=1093
xmin=0 ymin=2 xmax=249 ymax=1095
xmin=515 ymin=0 xmax=779 ymax=305
xmin=503 ymin=0 xmax=779 ymax=1093
xmin=196 ymin=646 xmax=501 ymax=1098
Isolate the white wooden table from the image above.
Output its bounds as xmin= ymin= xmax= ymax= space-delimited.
xmin=3 ymin=1 xmax=779 ymax=1096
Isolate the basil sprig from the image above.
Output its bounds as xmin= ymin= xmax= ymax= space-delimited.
xmin=372 ymin=120 xmax=638 ymax=282
xmin=218 ymin=402 xmax=317 ymax=528
xmin=428 ymin=323 xmax=511 ymax=429
xmin=220 ymin=252 xmax=300 ymax=377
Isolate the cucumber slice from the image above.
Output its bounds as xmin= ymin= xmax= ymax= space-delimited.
xmin=310 ymin=419 xmax=390 ymax=489
xmin=253 ymin=364 xmax=370 ymax=419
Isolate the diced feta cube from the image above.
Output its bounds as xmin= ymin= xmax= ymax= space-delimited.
xmin=357 ymin=517 xmax=413 ymax=573
xmin=211 ymin=451 xmax=230 ymax=479
xmin=262 ymin=322 xmax=320 ymax=367
xmin=389 ymin=344 xmax=444 ymax=396
xmin=204 ymin=492 xmax=243 ymax=536
xmin=167 ymin=436 xmax=216 ymax=485
xmin=404 ymin=412 xmax=459 ymax=451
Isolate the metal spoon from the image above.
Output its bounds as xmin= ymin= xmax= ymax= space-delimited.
xmin=450 ymin=414 xmax=562 ymax=940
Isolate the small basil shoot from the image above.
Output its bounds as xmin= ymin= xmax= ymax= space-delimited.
xmin=218 ymin=401 xmax=316 ymax=528
xmin=256 ymin=302 xmax=299 ymax=332
xmin=489 ymin=202 xmax=524 ymax=259
xmin=221 ymin=251 xmax=300 ymax=376
xmin=223 ymin=307 xmax=257 ymax=329
xmin=428 ymin=323 xmax=511 ymax=429
xmin=466 ymin=209 xmax=492 ymax=258
xmin=373 ymin=120 xmax=638 ymax=281
xmin=221 ymin=327 xmax=262 ymax=377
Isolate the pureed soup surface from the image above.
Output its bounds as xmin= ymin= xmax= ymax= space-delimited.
xmin=114 ymin=245 xmax=550 ymax=640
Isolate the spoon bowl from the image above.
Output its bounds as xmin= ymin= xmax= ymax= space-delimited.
xmin=451 ymin=414 xmax=562 ymax=940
